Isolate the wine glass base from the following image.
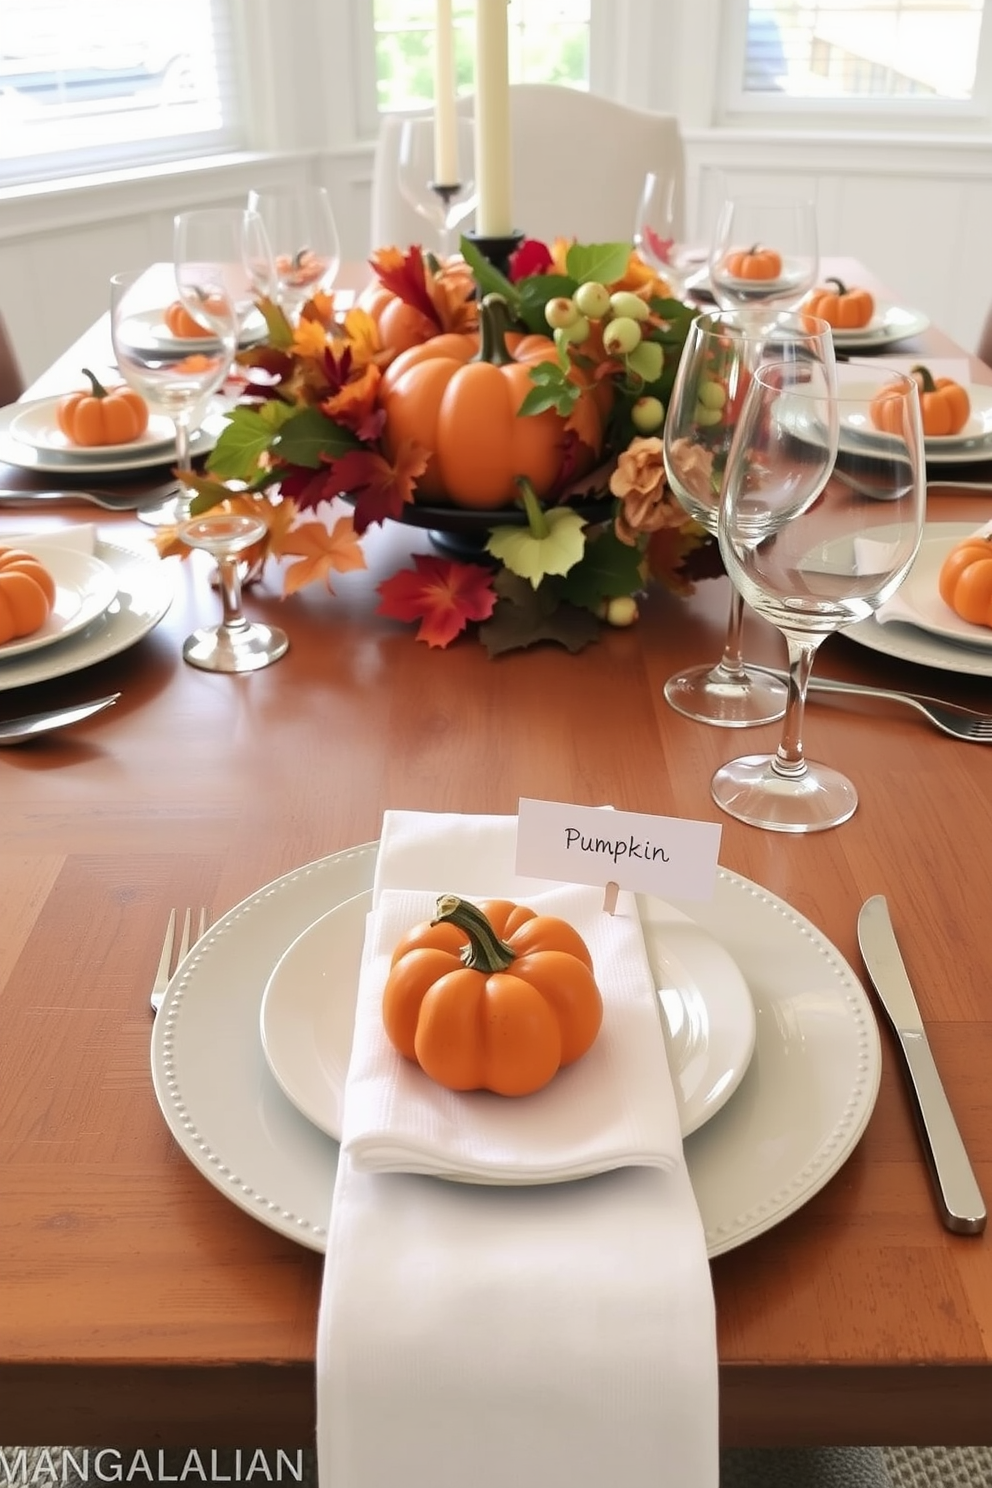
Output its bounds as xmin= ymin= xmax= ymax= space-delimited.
xmin=183 ymin=621 xmax=289 ymax=673
xmin=138 ymin=496 xmax=193 ymax=529
xmin=664 ymin=664 xmax=787 ymax=728
xmin=711 ymin=754 xmax=859 ymax=833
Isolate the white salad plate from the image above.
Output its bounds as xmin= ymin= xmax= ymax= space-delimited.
xmin=8 ymin=399 xmax=176 ymax=460
xmin=0 ymin=399 xmax=224 ymax=477
xmin=151 ymin=842 xmax=881 ymax=1260
xmin=0 ymin=544 xmax=118 ymax=661
xmin=836 ymin=380 xmax=992 ymax=454
xmin=844 ymin=521 xmax=992 ymax=678
xmin=829 ymin=300 xmax=931 ymax=349
xmin=258 ymin=886 xmax=757 ymax=1145
xmin=125 ymin=306 xmax=269 ymax=356
xmin=0 ymin=536 xmax=174 ymax=692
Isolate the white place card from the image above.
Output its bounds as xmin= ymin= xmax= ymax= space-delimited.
xmin=515 ymin=798 xmax=722 ymax=902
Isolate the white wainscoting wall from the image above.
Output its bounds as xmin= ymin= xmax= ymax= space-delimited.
xmin=3 ymin=129 xmax=991 ymax=386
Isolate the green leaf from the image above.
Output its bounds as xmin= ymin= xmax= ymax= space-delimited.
xmin=205 ymin=407 xmax=278 ymax=481
xmin=459 ymin=235 xmax=520 ymax=310
xmin=486 ymin=506 xmax=587 ymax=587
xmin=557 ymin=525 xmax=645 ymax=608
xmin=565 ymin=242 xmax=632 ymax=287
xmin=515 ymin=273 xmax=577 ymax=333
xmin=273 ymin=407 xmax=362 ymax=469
xmin=478 ymin=570 xmax=602 ymax=656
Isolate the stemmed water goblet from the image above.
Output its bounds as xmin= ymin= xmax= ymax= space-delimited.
xmin=633 ymin=167 xmax=696 ymax=300
xmin=662 ymin=306 xmax=837 ymax=726
xmin=180 ymin=512 xmax=289 ymax=673
xmin=246 ymin=184 xmax=341 ymax=322
xmin=712 ymin=361 xmax=925 ymax=832
xmin=174 ymin=206 xmax=274 ymax=357
xmin=398 ymin=115 xmax=477 ymax=259
xmin=110 ymin=265 xmax=237 ymax=529
xmin=708 ymin=194 xmax=819 ymax=312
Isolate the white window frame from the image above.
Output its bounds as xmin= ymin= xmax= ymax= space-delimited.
xmin=714 ymin=0 xmax=992 ymax=132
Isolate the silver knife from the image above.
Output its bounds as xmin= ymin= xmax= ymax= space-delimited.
xmin=858 ymin=895 xmax=986 ymax=1235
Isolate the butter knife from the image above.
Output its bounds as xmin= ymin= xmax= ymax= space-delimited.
xmin=857 ymin=895 xmax=986 ymax=1235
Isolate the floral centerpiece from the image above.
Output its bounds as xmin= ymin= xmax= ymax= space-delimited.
xmin=162 ymin=235 xmax=720 ymax=653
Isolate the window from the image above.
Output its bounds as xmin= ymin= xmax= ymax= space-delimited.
xmin=732 ymin=1 xmax=989 ymax=115
xmin=0 ymin=0 xmax=242 ymax=187
xmin=371 ymin=0 xmax=591 ymax=114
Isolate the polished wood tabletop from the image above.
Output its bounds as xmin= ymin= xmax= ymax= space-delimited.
xmin=1 ymin=263 xmax=991 ymax=1450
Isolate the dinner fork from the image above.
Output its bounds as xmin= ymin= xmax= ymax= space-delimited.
xmin=796 ymin=673 xmax=992 ymax=743
xmin=0 ymin=486 xmax=183 ymax=513
xmin=150 ymin=907 xmax=210 ymax=1013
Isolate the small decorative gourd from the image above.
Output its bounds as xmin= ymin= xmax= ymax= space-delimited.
xmin=723 ymin=245 xmax=782 ymax=280
xmin=938 ymin=533 xmax=992 ymax=629
xmin=870 ymin=365 xmax=970 ymax=438
xmin=56 ymin=370 xmax=149 ymax=447
xmin=805 ymin=277 xmax=875 ymax=330
xmin=381 ymin=894 xmax=604 ymax=1097
xmin=0 ymin=548 xmax=57 ymax=645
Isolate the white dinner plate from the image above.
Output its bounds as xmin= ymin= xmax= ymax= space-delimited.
xmin=0 ymin=544 xmax=118 ymax=660
xmin=0 ymin=399 xmax=225 ymax=477
xmin=258 ymin=887 xmax=757 ymax=1145
xmin=879 ymin=531 xmax=992 ymax=652
xmin=125 ymin=306 xmax=269 ymax=356
xmin=709 ymin=255 xmax=811 ymax=299
xmin=8 ymin=398 xmax=176 ymax=460
xmin=0 ymin=536 xmax=174 ymax=691
xmin=151 ymin=843 xmax=881 ymax=1260
xmin=836 ymin=380 xmax=992 ymax=454
xmin=828 ymin=300 xmax=930 ymax=349
xmin=843 ymin=521 xmax=992 ymax=677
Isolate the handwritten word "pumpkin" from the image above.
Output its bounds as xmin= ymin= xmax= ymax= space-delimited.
xmin=564 ymin=829 xmax=671 ymax=864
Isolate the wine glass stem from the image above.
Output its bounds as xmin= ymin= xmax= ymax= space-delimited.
xmin=771 ymin=638 xmax=819 ymax=780
xmin=216 ymin=557 xmax=249 ymax=632
xmin=174 ymin=414 xmax=192 ymax=475
xmin=715 ymin=587 xmax=749 ymax=681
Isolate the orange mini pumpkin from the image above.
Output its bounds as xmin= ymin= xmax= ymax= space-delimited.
xmin=805 ymin=277 xmax=875 ymax=330
xmin=382 ymin=894 xmax=603 ymax=1097
xmin=938 ymin=533 xmax=992 ymax=629
xmin=57 ymin=369 xmax=149 ymax=448
xmin=379 ymin=294 xmax=608 ymax=509
xmin=871 ymin=365 xmax=970 ymax=438
xmin=723 ymin=244 xmax=782 ymax=280
xmin=164 ymin=298 xmax=220 ymax=339
xmin=0 ymin=548 xmax=57 ymax=646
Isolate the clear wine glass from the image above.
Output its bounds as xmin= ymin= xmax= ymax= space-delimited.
xmin=397 ymin=114 xmax=477 ymax=259
xmin=712 ymin=361 xmax=925 ymax=832
xmin=246 ymin=185 xmax=341 ymax=322
xmin=662 ymin=306 xmax=836 ymax=726
xmin=633 ymin=168 xmax=696 ymax=300
xmin=180 ymin=512 xmax=289 ymax=673
xmin=708 ymin=195 xmax=819 ymax=312
xmin=174 ymin=206 xmax=273 ymax=353
xmin=110 ymin=266 xmax=237 ymax=528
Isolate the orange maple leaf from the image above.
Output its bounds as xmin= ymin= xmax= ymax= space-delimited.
xmin=333 ymin=438 xmax=430 ymax=532
xmin=320 ymin=360 xmax=382 ymax=431
xmin=376 ymin=553 xmax=497 ymax=648
xmin=276 ymin=514 xmax=367 ymax=596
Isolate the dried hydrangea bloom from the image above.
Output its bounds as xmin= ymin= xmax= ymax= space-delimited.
xmin=610 ymin=437 xmax=688 ymax=545
xmin=665 ymin=437 xmax=716 ymax=507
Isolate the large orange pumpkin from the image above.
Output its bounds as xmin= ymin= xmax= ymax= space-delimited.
xmin=0 ymin=548 xmax=57 ymax=645
xmin=379 ymin=294 xmax=608 ymax=509
xmin=357 ymin=257 xmax=477 ymax=361
xmin=382 ymin=894 xmax=603 ymax=1097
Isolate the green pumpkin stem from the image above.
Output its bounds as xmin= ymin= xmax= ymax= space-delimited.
xmin=911 ymin=363 xmax=938 ymax=394
xmin=515 ymin=477 xmax=550 ymax=539
xmin=432 ymin=895 xmax=517 ymax=973
xmin=476 ymin=293 xmax=516 ymax=367
xmin=82 ymin=368 xmax=109 ymax=400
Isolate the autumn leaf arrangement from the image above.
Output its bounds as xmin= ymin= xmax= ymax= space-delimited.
xmin=158 ymin=234 xmax=722 ymax=653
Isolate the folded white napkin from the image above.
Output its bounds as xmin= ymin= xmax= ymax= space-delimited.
xmin=317 ymin=810 xmax=718 ymax=1488
xmin=341 ymin=882 xmax=682 ymax=1183
xmin=5 ymin=524 xmax=97 ymax=557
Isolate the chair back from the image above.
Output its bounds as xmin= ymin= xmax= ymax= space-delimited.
xmin=371 ymin=84 xmax=684 ymax=253
xmin=0 ymin=313 xmax=25 ymax=406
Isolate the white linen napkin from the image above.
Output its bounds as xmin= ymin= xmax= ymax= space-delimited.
xmin=317 ymin=809 xmax=719 ymax=1488
xmin=341 ymin=882 xmax=682 ymax=1183
xmin=5 ymin=524 xmax=97 ymax=557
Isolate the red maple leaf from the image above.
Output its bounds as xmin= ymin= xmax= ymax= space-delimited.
xmin=508 ymin=238 xmax=553 ymax=282
xmin=376 ymin=554 xmax=498 ymax=648
xmin=368 ymin=246 xmax=442 ymax=332
xmin=278 ymin=464 xmax=347 ymax=511
xmin=330 ymin=439 xmax=430 ymax=533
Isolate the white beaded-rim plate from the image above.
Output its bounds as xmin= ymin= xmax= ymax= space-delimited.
xmin=258 ymin=887 xmax=757 ymax=1144
xmin=151 ymin=843 xmax=881 ymax=1258
xmin=0 ymin=545 xmax=118 ymax=660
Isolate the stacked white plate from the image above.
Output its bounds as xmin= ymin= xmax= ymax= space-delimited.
xmin=0 ymin=394 xmax=228 ymax=476
xmin=834 ymin=371 xmax=992 ymax=467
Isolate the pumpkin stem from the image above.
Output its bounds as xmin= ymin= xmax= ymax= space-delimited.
xmin=911 ymin=363 xmax=938 ymax=394
xmin=825 ymin=276 xmax=847 ymax=295
xmin=432 ymin=895 xmax=517 ymax=973
xmin=81 ymin=367 xmax=109 ymax=400
xmin=476 ymin=294 xmax=517 ymax=368
xmin=515 ymin=477 xmax=550 ymax=539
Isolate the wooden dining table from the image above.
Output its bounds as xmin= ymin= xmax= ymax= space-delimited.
xmin=1 ymin=260 xmax=991 ymax=1452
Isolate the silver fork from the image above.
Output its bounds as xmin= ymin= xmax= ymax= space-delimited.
xmin=150 ymin=907 xmax=210 ymax=1013
xmin=795 ymin=673 xmax=992 ymax=743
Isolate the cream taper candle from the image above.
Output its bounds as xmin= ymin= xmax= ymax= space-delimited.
xmin=433 ymin=0 xmax=459 ymax=186
xmin=474 ymin=0 xmax=513 ymax=236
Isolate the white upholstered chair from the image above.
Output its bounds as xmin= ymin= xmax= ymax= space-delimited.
xmin=370 ymin=84 xmax=685 ymax=253
xmin=0 ymin=313 xmax=24 ymax=407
